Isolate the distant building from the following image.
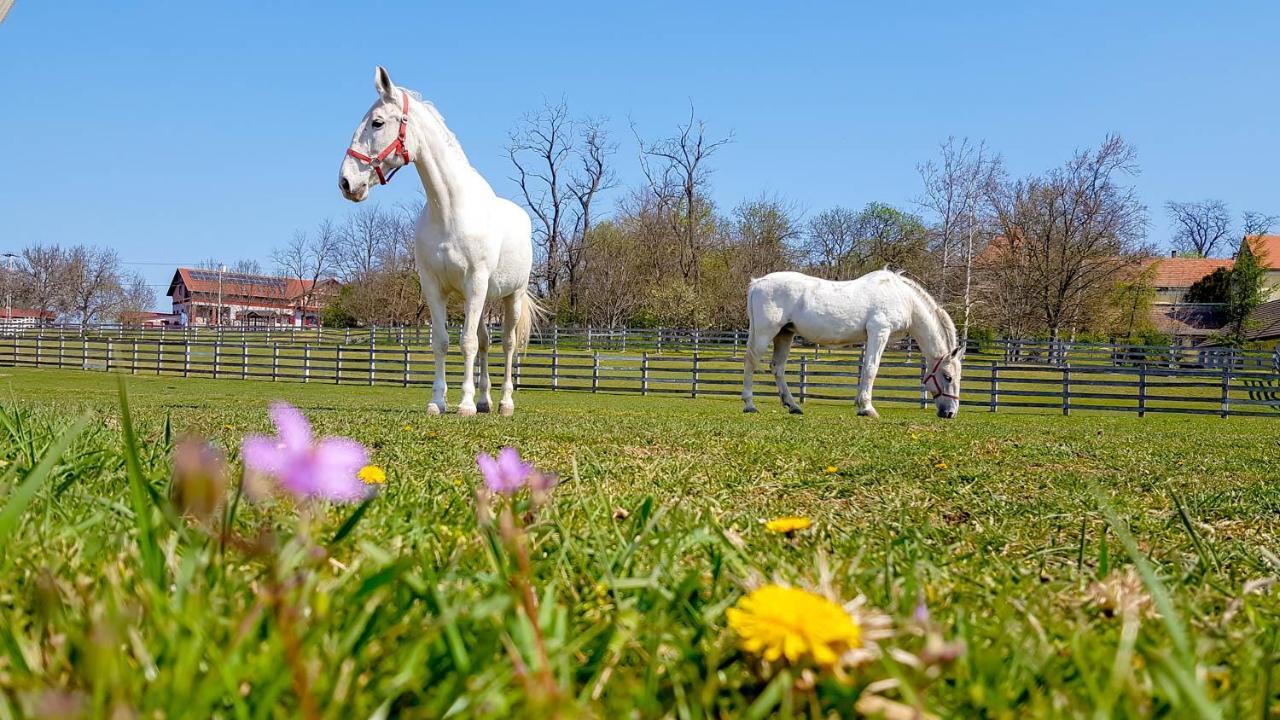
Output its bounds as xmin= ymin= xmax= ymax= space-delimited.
xmin=0 ymin=308 xmax=56 ymax=329
xmin=166 ymin=268 xmax=340 ymax=327
xmin=121 ymin=311 xmax=181 ymax=327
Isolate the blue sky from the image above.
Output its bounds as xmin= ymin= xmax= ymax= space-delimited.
xmin=2 ymin=1 xmax=1277 ymax=308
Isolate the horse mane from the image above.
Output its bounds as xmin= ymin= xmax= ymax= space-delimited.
xmin=895 ymin=273 xmax=958 ymax=351
xmin=401 ymin=89 xmax=468 ymax=160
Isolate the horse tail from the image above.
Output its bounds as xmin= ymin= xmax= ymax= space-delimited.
xmin=514 ymin=287 xmax=548 ymax=351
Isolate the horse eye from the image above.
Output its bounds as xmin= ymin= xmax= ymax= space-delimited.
xmin=944 ymin=374 xmax=953 ymax=383
xmin=371 ymin=119 xmax=385 ymax=129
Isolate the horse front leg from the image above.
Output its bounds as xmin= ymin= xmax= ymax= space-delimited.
xmin=475 ymin=323 xmax=492 ymax=413
xmin=455 ymin=275 xmax=489 ymax=417
xmin=858 ymin=326 xmax=891 ymax=419
xmin=423 ymin=280 xmax=450 ymax=416
xmin=742 ymin=330 xmax=771 ymax=413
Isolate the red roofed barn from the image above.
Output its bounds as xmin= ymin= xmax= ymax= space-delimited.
xmin=166 ymin=268 xmax=340 ymax=327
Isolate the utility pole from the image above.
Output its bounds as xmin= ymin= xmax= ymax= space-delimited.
xmin=2 ymin=253 xmax=16 ymax=329
xmin=217 ymin=263 xmax=225 ymax=327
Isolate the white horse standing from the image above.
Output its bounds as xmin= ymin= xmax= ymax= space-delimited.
xmin=339 ymin=67 xmax=540 ymax=417
xmin=742 ymin=270 xmax=963 ymax=419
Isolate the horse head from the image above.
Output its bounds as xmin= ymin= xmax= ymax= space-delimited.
xmin=338 ymin=66 xmax=414 ymax=202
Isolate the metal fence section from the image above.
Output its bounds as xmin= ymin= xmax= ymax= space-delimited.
xmin=3 ymin=333 xmax=1279 ymax=418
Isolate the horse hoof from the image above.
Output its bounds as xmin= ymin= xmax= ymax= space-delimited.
xmin=476 ymin=402 xmax=492 ymax=414
xmin=857 ymin=408 xmax=880 ymax=419
xmin=499 ymin=402 xmax=515 ymax=417
xmin=426 ymin=403 xmax=444 ymax=416
xmin=457 ymin=404 xmax=477 ymax=418
xmin=788 ymin=406 xmax=804 ymax=415
xmin=743 ymin=406 xmax=759 ymax=414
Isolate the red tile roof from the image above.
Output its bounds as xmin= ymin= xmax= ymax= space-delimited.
xmin=1 ymin=308 xmax=56 ymax=320
xmin=167 ymin=268 xmax=337 ymax=311
xmin=1142 ymin=257 xmax=1233 ymax=289
xmin=1245 ymin=235 xmax=1280 ymax=268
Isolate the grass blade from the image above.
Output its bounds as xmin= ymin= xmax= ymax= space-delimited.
xmin=0 ymin=414 xmax=89 ymax=544
xmin=117 ymin=377 xmax=165 ymax=586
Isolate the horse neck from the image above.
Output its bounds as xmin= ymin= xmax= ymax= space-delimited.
xmin=405 ymin=97 xmax=488 ymax=226
xmin=910 ymin=293 xmax=953 ymax=360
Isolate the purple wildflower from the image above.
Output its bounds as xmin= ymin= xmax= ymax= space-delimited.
xmin=913 ymin=597 xmax=931 ymax=625
xmin=241 ymin=403 xmax=371 ymax=503
xmin=476 ymin=447 xmax=534 ymax=494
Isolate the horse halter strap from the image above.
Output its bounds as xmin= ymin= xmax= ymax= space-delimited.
xmin=346 ymin=92 xmax=411 ymax=185
xmin=922 ymin=356 xmax=959 ymax=401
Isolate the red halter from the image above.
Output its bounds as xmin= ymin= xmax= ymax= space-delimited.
xmin=346 ymin=92 xmax=412 ymax=185
xmin=922 ymin=356 xmax=960 ymax=401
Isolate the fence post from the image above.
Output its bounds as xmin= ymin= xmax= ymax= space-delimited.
xmin=691 ymin=351 xmax=700 ymax=398
xmin=551 ymin=344 xmax=559 ymax=391
xmin=989 ymin=361 xmax=999 ymax=413
xmin=272 ymin=342 xmax=280 ymax=381
xmin=1137 ymin=363 xmax=1147 ymax=417
xmin=335 ymin=345 xmax=343 ymax=385
xmin=919 ymin=357 xmax=928 ymax=409
xmin=183 ymin=341 xmax=190 ymax=377
xmin=403 ymin=346 xmax=410 ymax=387
xmin=303 ymin=344 xmax=311 ymax=383
xmin=369 ymin=344 xmax=376 ymax=386
xmin=641 ymin=351 xmax=649 ymax=396
xmin=106 ymin=338 xmax=113 ymax=373
xmin=592 ymin=351 xmax=600 ymax=393
xmin=58 ymin=336 xmax=65 ymax=369
xmin=1062 ymin=366 xmax=1071 ymax=416
xmin=241 ymin=342 xmax=248 ymax=380
xmin=34 ymin=336 xmax=42 ymax=368
xmin=131 ymin=340 xmax=138 ymax=374
xmin=1220 ymin=363 xmax=1231 ymax=418
xmin=212 ymin=341 xmax=220 ymax=379
xmin=799 ymin=356 xmax=808 ymax=405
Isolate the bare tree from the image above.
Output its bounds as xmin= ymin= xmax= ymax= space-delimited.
xmin=635 ymin=105 xmax=732 ymax=282
xmin=803 ymin=207 xmax=860 ymax=279
xmin=509 ymin=101 xmax=574 ymax=300
xmin=62 ymin=246 xmax=123 ymax=324
xmin=18 ymin=244 xmax=67 ymax=316
xmin=917 ymin=137 xmax=1000 ymax=340
xmin=564 ymin=117 xmax=616 ymax=315
xmin=273 ymin=220 xmax=339 ymax=313
xmin=1243 ymin=211 xmax=1278 ymax=238
xmin=117 ymin=271 xmax=157 ymax=320
xmin=983 ymin=135 xmax=1150 ymax=339
xmin=1166 ymin=200 xmax=1232 ymax=257
xmin=730 ymin=194 xmax=802 ymax=277
xmin=230 ymin=259 xmax=263 ymax=275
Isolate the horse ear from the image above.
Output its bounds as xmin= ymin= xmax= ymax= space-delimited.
xmin=374 ymin=66 xmax=396 ymax=101
xmin=949 ymin=346 xmax=963 ymax=359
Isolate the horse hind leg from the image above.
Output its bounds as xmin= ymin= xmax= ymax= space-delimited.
xmin=475 ymin=322 xmax=493 ymax=413
xmin=742 ymin=330 xmax=773 ymax=413
xmin=772 ymin=328 xmax=802 ymax=414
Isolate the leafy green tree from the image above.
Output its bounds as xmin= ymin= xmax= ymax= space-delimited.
xmin=1184 ymin=267 xmax=1231 ymax=303
xmin=1223 ymin=244 xmax=1266 ymax=344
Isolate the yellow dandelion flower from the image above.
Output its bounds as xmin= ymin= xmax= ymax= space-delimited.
xmin=222 ymin=424 xmax=235 ymax=432
xmin=402 ymin=424 xmax=413 ymax=432
xmin=934 ymin=461 xmax=948 ymax=470
xmin=824 ymin=465 xmax=839 ymax=474
xmin=727 ymin=585 xmax=861 ymax=667
xmin=765 ymin=516 xmax=812 ymax=534
xmin=358 ymin=465 xmax=387 ymax=485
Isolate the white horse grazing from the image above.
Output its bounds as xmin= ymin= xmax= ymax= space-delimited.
xmin=742 ymin=270 xmax=963 ymax=419
xmin=339 ymin=67 xmax=541 ymax=417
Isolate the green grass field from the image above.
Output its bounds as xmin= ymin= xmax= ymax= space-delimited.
xmin=0 ymin=367 xmax=1278 ymax=718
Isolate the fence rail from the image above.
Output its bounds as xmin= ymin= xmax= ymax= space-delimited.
xmin=7 ymin=323 xmax=1280 ymax=370
xmin=4 ymin=334 xmax=1279 ymax=418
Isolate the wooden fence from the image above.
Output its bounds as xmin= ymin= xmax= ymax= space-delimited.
xmin=3 ymin=334 xmax=1280 ymax=418
xmin=9 ymin=324 xmax=1280 ymax=372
